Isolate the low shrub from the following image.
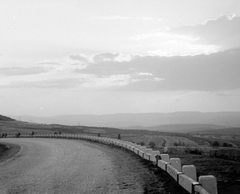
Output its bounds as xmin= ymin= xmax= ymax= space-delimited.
xmin=149 ymin=141 xmax=156 ymax=148
xmin=212 ymin=141 xmax=220 ymax=147
xmin=223 ymin=142 xmax=233 ymax=147
xmin=140 ymin=142 xmax=145 ymax=146
xmin=210 ymin=149 xmax=240 ymax=162
xmin=173 ymin=141 xmax=185 ymax=147
xmin=185 ymin=147 xmax=203 ymax=155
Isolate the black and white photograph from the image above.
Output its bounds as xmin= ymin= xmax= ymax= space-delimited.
xmin=0 ymin=0 xmax=240 ymax=193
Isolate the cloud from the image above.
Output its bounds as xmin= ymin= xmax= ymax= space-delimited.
xmin=129 ymin=15 xmax=240 ymax=56
xmin=81 ymin=73 xmax=163 ymax=89
xmin=35 ymin=61 xmax=62 ymax=66
xmin=2 ymin=48 xmax=240 ymax=91
xmin=131 ymin=32 xmax=197 ymax=41
xmin=137 ymin=72 xmax=153 ymax=76
xmin=91 ymin=52 xmax=133 ymax=63
xmin=0 ymin=56 xmax=88 ymax=88
xmin=82 ymin=74 xmax=132 ymax=88
xmin=69 ymin=52 xmax=133 ymax=64
xmin=69 ymin=54 xmax=89 ymax=62
xmin=73 ymin=49 xmax=240 ymax=91
xmin=92 ymin=53 xmax=120 ymax=62
xmin=2 ymin=78 xmax=84 ymax=89
xmin=35 ymin=56 xmax=88 ymax=69
xmin=130 ymin=30 xmax=219 ymax=56
xmin=92 ymin=15 xmax=161 ymax=21
xmin=171 ymin=15 xmax=240 ymax=51
xmin=0 ymin=66 xmax=50 ymax=76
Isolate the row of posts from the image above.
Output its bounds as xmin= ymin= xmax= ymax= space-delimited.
xmin=4 ymin=132 xmax=217 ymax=194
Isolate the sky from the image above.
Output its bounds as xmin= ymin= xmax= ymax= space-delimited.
xmin=1 ymin=0 xmax=240 ymax=116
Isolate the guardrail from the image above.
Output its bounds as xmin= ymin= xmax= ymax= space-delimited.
xmin=3 ymin=133 xmax=218 ymax=194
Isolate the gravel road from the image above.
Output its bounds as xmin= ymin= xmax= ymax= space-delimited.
xmin=0 ymin=138 xmax=187 ymax=194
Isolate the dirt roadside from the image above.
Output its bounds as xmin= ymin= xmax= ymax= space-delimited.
xmin=0 ymin=142 xmax=21 ymax=163
xmin=83 ymin=140 xmax=189 ymax=194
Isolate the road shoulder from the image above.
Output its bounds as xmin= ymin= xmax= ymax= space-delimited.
xmin=0 ymin=142 xmax=21 ymax=163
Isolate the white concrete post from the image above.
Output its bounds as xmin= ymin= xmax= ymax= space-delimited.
xmin=145 ymin=148 xmax=152 ymax=154
xmin=182 ymin=165 xmax=197 ymax=181
xmin=179 ymin=174 xmax=200 ymax=194
xmin=199 ymin=175 xmax=218 ymax=194
xmin=160 ymin=154 xmax=170 ymax=162
xmin=150 ymin=150 xmax=161 ymax=163
xmin=139 ymin=146 xmax=147 ymax=151
xmin=170 ymin=158 xmax=182 ymax=172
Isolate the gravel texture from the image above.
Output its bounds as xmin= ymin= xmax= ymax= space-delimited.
xmin=0 ymin=138 xmax=187 ymax=194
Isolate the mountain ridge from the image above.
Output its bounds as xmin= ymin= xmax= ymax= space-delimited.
xmin=123 ymin=123 xmax=227 ymax=133
xmin=10 ymin=112 xmax=240 ymax=130
xmin=0 ymin=115 xmax=15 ymax=121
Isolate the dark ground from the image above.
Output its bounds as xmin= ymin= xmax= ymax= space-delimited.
xmin=92 ymin=142 xmax=189 ymax=194
xmin=171 ymin=153 xmax=240 ymax=194
xmin=0 ymin=143 xmax=21 ymax=163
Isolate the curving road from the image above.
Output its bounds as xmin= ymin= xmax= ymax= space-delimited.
xmin=0 ymin=138 xmax=122 ymax=194
xmin=0 ymin=138 xmax=187 ymax=194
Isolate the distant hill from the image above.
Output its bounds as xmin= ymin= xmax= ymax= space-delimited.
xmin=2 ymin=112 xmax=240 ymax=135
xmin=11 ymin=112 xmax=240 ymax=131
xmin=191 ymin=127 xmax=240 ymax=135
xmin=0 ymin=117 xmax=168 ymax=136
xmin=125 ymin=124 xmax=226 ymax=133
xmin=0 ymin=115 xmax=15 ymax=121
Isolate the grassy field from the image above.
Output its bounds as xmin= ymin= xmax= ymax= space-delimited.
xmin=192 ymin=134 xmax=240 ymax=147
xmin=119 ymin=134 xmax=240 ymax=194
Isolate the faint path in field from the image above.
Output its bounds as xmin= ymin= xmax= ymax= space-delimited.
xmin=159 ymin=136 xmax=167 ymax=146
